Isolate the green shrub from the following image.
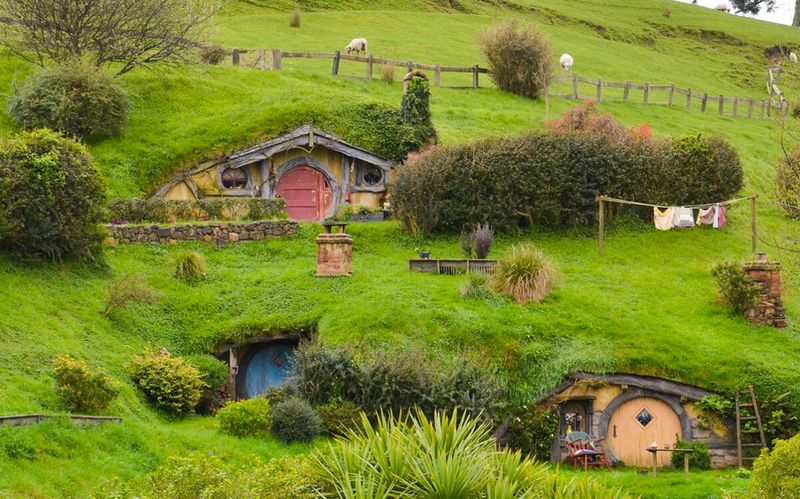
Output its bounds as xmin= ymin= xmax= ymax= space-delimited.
xmin=263 ymin=384 xmax=301 ymax=407
xmin=290 ymin=9 xmax=301 ymax=28
xmin=173 ymin=250 xmax=208 ymax=282
xmin=400 ymin=74 xmax=437 ymax=150
xmin=314 ymin=410 xmax=626 ymax=498
xmin=0 ymin=129 xmax=106 ymax=261
xmin=459 ymin=272 xmax=493 ymax=300
xmin=271 ymin=397 xmax=322 ymax=443
xmin=292 ymin=341 xmax=362 ymax=406
xmin=107 ymin=198 xmax=286 ymax=224
xmin=316 ymin=398 xmax=364 ymax=437
xmin=185 ymin=354 xmax=229 ymax=413
xmin=8 ymin=63 xmax=129 ymax=139
xmin=459 ymin=229 xmax=475 ymax=258
xmin=52 ymin=355 xmax=119 ymax=413
xmin=711 ymin=261 xmax=760 ymax=315
xmin=671 ymin=438 xmax=711 ymax=470
xmin=750 ymin=434 xmax=800 ymax=499
xmin=507 ymin=405 xmax=560 ymax=462
xmin=0 ymin=426 xmax=37 ymax=460
xmin=491 ymin=244 xmax=558 ymax=304
xmin=473 ymin=223 xmax=494 ymax=259
xmin=130 ymin=353 xmax=205 ymax=416
xmin=199 ymin=44 xmax=227 ymax=65
xmin=480 ymin=20 xmax=553 ymax=99
xmin=776 ymin=145 xmax=800 ymax=218
xmin=256 ymin=456 xmax=317 ymax=497
xmin=216 ymin=398 xmax=272 ymax=437
xmin=103 ymin=274 xmax=158 ymax=317
xmin=393 ymin=106 xmax=743 ymax=234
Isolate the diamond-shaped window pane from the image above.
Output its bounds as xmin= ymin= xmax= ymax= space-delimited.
xmin=272 ymin=353 xmax=286 ymax=368
xmin=636 ymin=408 xmax=653 ymax=427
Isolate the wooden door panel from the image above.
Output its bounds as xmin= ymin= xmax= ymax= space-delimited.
xmin=275 ymin=166 xmax=333 ymax=221
xmin=608 ymin=398 xmax=681 ymax=467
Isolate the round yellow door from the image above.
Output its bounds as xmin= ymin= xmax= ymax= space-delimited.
xmin=608 ymin=397 xmax=682 ymax=467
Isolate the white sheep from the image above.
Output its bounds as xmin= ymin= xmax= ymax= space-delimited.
xmin=790 ymin=52 xmax=798 ymax=64
xmin=345 ymin=38 xmax=368 ymax=55
xmin=714 ymin=3 xmax=730 ymax=12
xmin=560 ymin=53 xmax=574 ymax=72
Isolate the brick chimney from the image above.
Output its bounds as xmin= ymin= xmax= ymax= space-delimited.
xmin=743 ymin=254 xmax=787 ymax=328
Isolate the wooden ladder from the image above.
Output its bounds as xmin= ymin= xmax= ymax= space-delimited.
xmin=735 ymin=385 xmax=767 ymax=467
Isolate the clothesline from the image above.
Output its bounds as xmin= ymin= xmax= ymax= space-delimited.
xmin=595 ymin=194 xmax=758 ymax=256
xmin=595 ymin=194 xmax=757 ymax=210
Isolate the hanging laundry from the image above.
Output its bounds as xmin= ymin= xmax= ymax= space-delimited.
xmin=713 ymin=203 xmax=727 ymax=229
xmin=696 ymin=206 xmax=716 ymax=226
xmin=654 ymin=207 xmax=675 ymax=231
xmin=672 ymin=207 xmax=695 ymax=228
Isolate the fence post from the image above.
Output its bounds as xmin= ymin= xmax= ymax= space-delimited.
xmin=644 ymin=83 xmax=650 ymax=105
xmin=623 ymin=82 xmax=630 ymax=101
xmin=597 ymin=78 xmax=602 ymax=100
xmin=761 ymin=100 xmax=766 ymax=119
xmin=748 ymin=98 xmax=753 ymax=118
xmin=733 ymin=98 xmax=738 ymax=117
xmin=270 ymin=49 xmax=282 ymax=70
xmin=701 ymin=93 xmax=708 ymax=113
xmin=232 ymin=48 xmax=240 ymax=66
xmin=718 ymin=95 xmax=724 ymax=115
xmin=258 ymin=49 xmax=266 ymax=70
xmin=407 ymin=60 xmax=414 ymax=73
xmin=573 ymin=74 xmax=579 ymax=99
xmin=472 ymin=65 xmax=479 ymax=89
xmin=668 ymin=84 xmax=675 ymax=107
xmin=598 ymin=197 xmax=605 ymax=257
xmin=686 ymin=89 xmax=692 ymax=110
xmin=434 ymin=64 xmax=441 ymax=87
xmin=332 ymin=50 xmax=341 ymax=76
xmin=366 ymin=54 xmax=373 ymax=80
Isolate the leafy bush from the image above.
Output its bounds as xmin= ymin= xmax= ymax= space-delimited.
xmin=712 ymin=261 xmax=760 ymax=315
xmin=314 ymin=410 xmax=626 ymax=498
xmin=695 ymin=394 xmax=734 ymax=430
xmin=103 ymin=274 xmax=157 ymax=317
xmin=52 ymin=355 xmax=119 ymax=413
xmin=359 ymin=349 xmax=435 ymax=414
xmin=290 ymin=9 xmax=301 ymax=28
xmin=393 ymin=106 xmax=743 ymax=234
xmin=400 ymin=74 xmax=437 ymax=150
xmin=671 ymin=438 xmax=711 ymax=470
xmin=263 ymin=383 xmax=302 ymax=407
xmin=0 ymin=426 xmax=37 ymax=460
xmin=130 ymin=352 xmax=205 ymax=416
xmin=507 ymin=405 xmax=560 ymax=461
xmin=216 ymin=398 xmax=272 ymax=437
xmin=185 ymin=354 xmax=229 ymax=413
xmin=752 ymin=433 xmax=800 ymax=498
xmin=473 ymin=223 xmax=494 ymax=259
xmin=491 ymin=244 xmax=558 ymax=304
xmin=459 ymin=229 xmax=475 ymax=258
xmin=480 ymin=20 xmax=553 ymax=99
xmin=173 ymin=250 xmax=208 ymax=282
xmin=107 ymin=198 xmax=286 ymax=224
xmin=0 ymin=129 xmax=106 ymax=261
xmin=8 ymin=63 xmax=129 ymax=139
xmin=776 ymin=145 xmax=800 ymax=218
xmin=257 ymin=456 xmax=317 ymax=497
xmin=199 ymin=44 xmax=227 ymax=65
xmin=271 ymin=397 xmax=322 ymax=443
xmin=292 ymin=341 xmax=362 ymax=406
xmin=316 ymin=398 xmax=363 ymax=437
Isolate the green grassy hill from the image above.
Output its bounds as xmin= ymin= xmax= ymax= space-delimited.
xmin=2 ymin=0 xmax=800 ymax=496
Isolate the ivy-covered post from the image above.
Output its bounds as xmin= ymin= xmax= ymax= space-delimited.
xmin=400 ymin=71 xmax=437 ymax=154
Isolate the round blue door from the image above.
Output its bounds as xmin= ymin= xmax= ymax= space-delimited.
xmin=244 ymin=344 xmax=294 ymax=398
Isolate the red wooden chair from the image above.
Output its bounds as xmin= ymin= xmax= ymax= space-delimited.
xmin=565 ymin=431 xmax=612 ymax=471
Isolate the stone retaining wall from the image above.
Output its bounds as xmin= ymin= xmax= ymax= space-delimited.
xmin=107 ymin=220 xmax=298 ymax=245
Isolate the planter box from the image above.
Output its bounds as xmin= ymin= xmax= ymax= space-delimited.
xmin=350 ymin=211 xmax=388 ymax=222
xmin=408 ymin=259 xmax=498 ymax=275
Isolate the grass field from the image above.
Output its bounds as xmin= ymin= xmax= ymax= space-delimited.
xmin=2 ymin=0 xmax=800 ymax=496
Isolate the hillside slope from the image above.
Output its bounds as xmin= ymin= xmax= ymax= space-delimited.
xmin=2 ymin=0 xmax=800 ymax=496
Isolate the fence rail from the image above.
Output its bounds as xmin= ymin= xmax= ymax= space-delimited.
xmin=550 ymin=73 xmax=783 ymax=119
xmin=229 ymin=48 xmax=785 ymax=119
xmin=230 ymin=48 xmax=490 ymax=88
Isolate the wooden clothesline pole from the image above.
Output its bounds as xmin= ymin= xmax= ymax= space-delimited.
xmin=595 ymin=194 xmax=758 ymax=257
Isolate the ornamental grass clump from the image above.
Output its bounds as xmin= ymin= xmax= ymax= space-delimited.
xmin=491 ymin=244 xmax=558 ymax=304
xmin=173 ymin=250 xmax=208 ymax=282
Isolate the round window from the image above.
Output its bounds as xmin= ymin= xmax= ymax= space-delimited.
xmin=221 ymin=168 xmax=248 ymax=189
xmin=363 ymin=167 xmax=383 ymax=186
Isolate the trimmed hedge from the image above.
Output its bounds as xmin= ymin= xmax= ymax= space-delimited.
xmin=108 ymin=198 xmax=286 ymax=224
xmin=393 ymin=131 xmax=742 ymax=234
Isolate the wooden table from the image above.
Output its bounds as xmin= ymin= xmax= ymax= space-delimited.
xmin=645 ymin=448 xmax=693 ymax=477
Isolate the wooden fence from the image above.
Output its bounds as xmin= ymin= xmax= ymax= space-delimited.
xmin=551 ymin=73 xmax=784 ymax=119
xmin=231 ymin=48 xmax=490 ymax=88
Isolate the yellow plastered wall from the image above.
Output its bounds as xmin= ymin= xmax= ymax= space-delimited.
xmin=557 ymin=382 xmax=622 ymax=412
xmin=162 ymin=181 xmax=195 ymax=201
xmin=351 ymin=192 xmax=383 ymax=209
xmin=272 ymin=147 xmax=345 ymax=184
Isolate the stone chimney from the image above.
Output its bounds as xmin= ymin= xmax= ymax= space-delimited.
xmin=743 ymin=254 xmax=787 ymax=328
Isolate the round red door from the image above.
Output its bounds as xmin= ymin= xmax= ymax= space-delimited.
xmin=275 ymin=167 xmax=333 ymax=221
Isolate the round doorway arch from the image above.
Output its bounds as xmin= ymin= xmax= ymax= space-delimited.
xmin=236 ymin=339 xmax=298 ymax=399
xmin=274 ymin=157 xmax=339 ymax=221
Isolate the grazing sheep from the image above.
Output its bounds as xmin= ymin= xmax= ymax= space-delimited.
xmin=791 ymin=52 xmax=798 ymax=64
xmin=559 ymin=53 xmax=574 ymax=72
xmin=345 ymin=38 xmax=368 ymax=55
xmin=714 ymin=3 xmax=730 ymax=12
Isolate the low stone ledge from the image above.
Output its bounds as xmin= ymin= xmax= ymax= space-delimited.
xmin=106 ymin=220 xmax=298 ymax=245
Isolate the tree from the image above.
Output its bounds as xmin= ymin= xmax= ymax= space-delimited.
xmin=0 ymin=0 xmax=217 ymax=76
xmin=730 ymin=0 xmax=800 ymax=27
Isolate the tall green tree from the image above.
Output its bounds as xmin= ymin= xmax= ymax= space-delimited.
xmin=730 ymin=0 xmax=800 ymax=27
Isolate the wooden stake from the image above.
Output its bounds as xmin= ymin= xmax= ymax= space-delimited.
xmin=232 ymin=48 xmax=240 ymax=66
xmin=623 ymin=82 xmax=630 ymax=101
xmin=598 ymin=197 xmax=605 ymax=256
xmin=751 ymin=196 xmax=757 ymax=253
xmin=686 ymin=89 xmax=692 ymax=110
xmin=331 ymin=50 xmax=341 ymax=75
xmin=668 ymin=84 xmax=675 ymax=107
xmin=573 ymin=74 xmax=579 ymax=99
xmin=434 ymin=64 xmax=441 ymax=87
xmin=472 ymin=65 xmax=479 ymax=89
xmin=366 ymin=54 xmax=373 ymax=80
xmin=597 ymin=78 xmax=602 ymax=100
xmin=644 ymin=83 xmax=650 ymax=105
xmin=719 ymin=95 xmax=724 ymax=115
